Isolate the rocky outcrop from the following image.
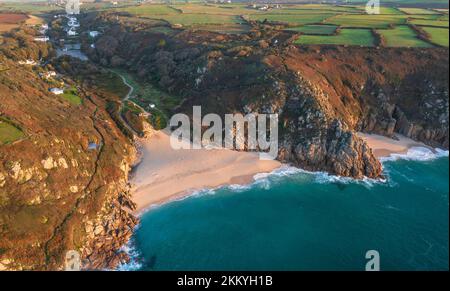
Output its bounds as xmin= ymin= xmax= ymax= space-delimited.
xmin=280 ymin=120 xmax=382 ymax=178
xmin=282 ymin=46 xmax=449 ymax=150
xmin=81 ymin=187 xmax=138 ymax=269
xmin=82 ymin=12 xmax=447 ymax=179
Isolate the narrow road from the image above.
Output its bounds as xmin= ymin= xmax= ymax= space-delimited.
xmin=115 ymin=73 xmax=143 ymax=137
xmin=119 ymin=74 xmax=134 ymax=102
xmin=116 ymin=72 xmax=168 ymax=128
xmin=118 ymin=73 xmax=149 ymax=114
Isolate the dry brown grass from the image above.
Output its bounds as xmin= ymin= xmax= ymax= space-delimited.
xmin=0 ymin=13 xmax=28 ymax=33
xmin=0 ymin=23 xmax=18 ymax=33
xmin=25 ymin=15 xmax=44 ymax=26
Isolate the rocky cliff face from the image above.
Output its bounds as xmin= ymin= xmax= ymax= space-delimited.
xmin=84 ymin=12 xmax=448 ymax=178
xmin=281 ymin=45 xmax=449 ymax=149
xmin=0 ymin=28 xmax=137 ymax=270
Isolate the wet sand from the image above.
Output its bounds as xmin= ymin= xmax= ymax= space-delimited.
xmin=131 ymin=131 xmax=431 ymax=214
xmin=358 ymin=132 xmax=429 ymax=158
xmin=131 ymin=130 xmax=281 ymax=214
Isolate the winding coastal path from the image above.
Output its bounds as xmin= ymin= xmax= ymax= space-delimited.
xmin=115 ymin=72 xmax=149 ymax=137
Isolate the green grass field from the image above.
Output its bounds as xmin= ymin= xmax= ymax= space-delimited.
xmin=325 ymin=14 xmax=409 ymax=28
xmin=422 ymin=26 xmax=450 ymax=46
xmin=0 ymin=3 xmax=61 ymax=13
xmin=351 ymin=6 xmax=405 ymax=15
xmin=434 ymin=9 xmax=449 ymax=14
xmin=287 ymin=4 xmax=363 ymax=13
xmin=377 ymin=25 xmax=432 ymax=47
xmin=122 ymin=100 xmax=143 ymax=115
xmin=409 ymin=19 xmax=449 ymax=28
xmin=296 ymin=28 xmax=375 ymax=46
xmin=172 ymin=3 xmax=253 ymax=15
xmin=398 ymin=8 xmax=440 ymax=15
xmin=0 ymin=118 xmax=24 ymax=145
xmin=287 ymin=24 xmax=337 ymax=35
xmin=111 ymin=3 xmax=449 ymax=47
xmin=120 ymin=4 xmax=179 ymax=16
xmin=155 ymin=13 xmax=240 ymax=25
xmin=113 ymin=70 xmax=180 ymax=126
xmin=377 ymin=7 xmax=405 ymax=15
xmin=249 ymin=13 xmax=335 ymax=25
xmin=62 ymin=87 xmax=82 ymax=105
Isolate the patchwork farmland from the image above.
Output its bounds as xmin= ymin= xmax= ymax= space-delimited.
xmin=0 ymin=13 xmax=28 ymax=33
xmin=116 ymin=2 xmax=448 ymax=47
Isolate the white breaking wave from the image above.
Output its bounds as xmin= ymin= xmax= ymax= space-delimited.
xmin=116 ymin=239 xmax=143 ymax=271
xmin=380 ymin=147 xmax=449 ymax=162
xmin=137 ymin=147 xmax=449 ymax=216
xmin=253 ymin=164 xmax=385 ymax=188
xmin=119 ymin=147 xmax=449 ymax=270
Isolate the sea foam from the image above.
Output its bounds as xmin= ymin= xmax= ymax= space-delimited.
xmin=118 ymin=147 xmax=449 ymax=270
xmin=115 ymin=239 xmax=143 ymax=271
xmin=380 ymin=146 xmax=449 ymax=162
xmin=136 ymin=146 xmax=449 ymax=216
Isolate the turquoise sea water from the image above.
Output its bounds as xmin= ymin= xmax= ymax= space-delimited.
xmin=125 ymin=152 xmax=449 ymax=271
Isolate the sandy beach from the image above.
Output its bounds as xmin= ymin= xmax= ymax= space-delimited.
xmin=357 ymin=132 xmax=430 ymax=158
xmin=131 ymin=130 xmax=430 ymax=214
xmin=131 ymin=130 xmax=281 ymax=214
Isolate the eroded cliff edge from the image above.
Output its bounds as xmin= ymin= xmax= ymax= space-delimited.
xmin=84 ymin=12 xmax=448 ymax=178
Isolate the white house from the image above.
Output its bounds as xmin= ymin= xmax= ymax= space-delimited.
xmin=39 ymin=24 xmax=49 ymax=34
xmin=41 ymin=71 xmax=57 ymax=79
xmin=67 ymin=28 xmax=78 ymax=36
xmin=50 ymin=88 xmax=64 ymax=95
xmin=19 ymin=59 xmax=37 ymax=66
xmin=34 ymin=36 xmax=50 ymax=42
xmin=89 ymin=31 xmax=100 ymax=38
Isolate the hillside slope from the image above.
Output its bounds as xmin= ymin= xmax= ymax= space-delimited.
xmin=85 ymin=12 xmax=448 ymax=178
xmin=0 ymin=28 xmax=138 ymax=270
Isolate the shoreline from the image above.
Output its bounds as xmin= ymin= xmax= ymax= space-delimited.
xmin=357 ymin=132 xmax=432 ymax=158
xmin=130 ymin=131 xmax=443 ymax=215
xmin=130 ymin=130 xmax=281 ymax=215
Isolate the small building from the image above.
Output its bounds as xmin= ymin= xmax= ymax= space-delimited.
xmin=50 ymin=88 xmax=64 ymax=95
xmin=34 ymin=36 xmax=50 ymax=42
xmin=41 ymin=71 xmax=57 ymax=79
xmin=87 ymin=142 xmax=98 ymax=150
xmin=67 ymin=28 xmax=78 ymax=36
xmin=19 ymin=59 xmax=37 ymax=66
xmin=89 ymin=31 xmax=100 ymax=38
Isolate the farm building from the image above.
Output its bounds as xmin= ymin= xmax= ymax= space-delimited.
xmin=89 ymin=31 xmax=100 ymax=38
xmin=34 ymin=36 xmax=50 ymax=42
xmin=50 ymin=88 xmax=64 ymax=95
xmin=18 ymin=60 xmax=37 ymax=66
